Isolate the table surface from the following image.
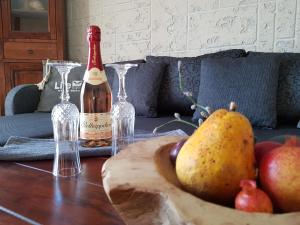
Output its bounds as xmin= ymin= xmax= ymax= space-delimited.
xmin=0 ymin=157 xmax=125 ymax=225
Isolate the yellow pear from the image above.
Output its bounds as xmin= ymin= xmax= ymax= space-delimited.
xmin=176 ymin=104 xmax=256 ymax=205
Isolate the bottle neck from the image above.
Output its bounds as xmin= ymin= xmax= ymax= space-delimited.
xmin=87 ymin=41 xmax=103 ymax=71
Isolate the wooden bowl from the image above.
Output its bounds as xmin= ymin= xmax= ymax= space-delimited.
xmin=102 ymin=136 xmax=300 ymax=225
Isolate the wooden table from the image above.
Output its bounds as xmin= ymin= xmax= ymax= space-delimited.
xmin=0 ymin=157 xmax=125 ymax=225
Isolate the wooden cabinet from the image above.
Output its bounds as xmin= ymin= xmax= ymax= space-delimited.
xmin=4 ymin=62 xmax=43 ymax=92
xmin=0 ymin=0 xmax=65 ymax=115
xmin=4 ymin=42 xmax=58 ymax=60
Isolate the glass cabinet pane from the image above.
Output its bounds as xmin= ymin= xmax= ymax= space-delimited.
xmin=11 ymin=0 xmax=49 ymax=32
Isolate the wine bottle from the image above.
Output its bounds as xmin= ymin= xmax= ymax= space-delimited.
xmin=80 ymin=26 xmax=112 ymax=147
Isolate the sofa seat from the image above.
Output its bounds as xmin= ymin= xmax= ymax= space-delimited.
xmin=0 ymin=114 xmax=194 ymax=146
xmin=0 ymin=113 xmax=52 ymax=146
xmin=136 ymin=116 xmax=300 ymax=142
xmin=0 ymin=114 xmax=299 ymax=146
xmin=135 ymin=116 xmax=197 ymax=135
xmin=253 ymin=124 xmax=300 ymax=142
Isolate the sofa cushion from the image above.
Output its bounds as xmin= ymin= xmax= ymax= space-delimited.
xmin=247 ymin=52 xmax=300 ymax=123
xmin=36 ymin=59 xmax=145 ymax=113
xmin=105 ymin=59 xmax=146 ymax=87
xmin=37 ymin=64 xmax=86 ymax=112
xmin=146 ymin=49 xmax=247 ymax=116
xmin=193 ymin=56 xmax=280 ymax=128
xmin=110 ymin=62 xmax=166 ymax=117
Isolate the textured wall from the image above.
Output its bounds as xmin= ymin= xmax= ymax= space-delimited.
xmin=67 ymin=0 xmax=300 ymax=63
xmin=66 ymin=0 xmax=103 ymax=63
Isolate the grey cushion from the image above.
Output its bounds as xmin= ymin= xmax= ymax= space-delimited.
xmin=104 ymin=59 xmax=146 ymax=88
xmin=111 ymin=62 xmax=166 ymax=117
xmin=37 ymin=60 xmax=145 ymax=113
xmin=193 ymin=56 xmax=280 ymax=128
xmin=0 ymin=113 xmax=52 ymax=146
xmin=37 ymin=65 xmax=86 ymax=112
xmin=146 ymin=49 xmax=247 ymax=116
xmin=278 ymin=60 xmax=300 ymax=121
xmin=104 ymin=66 xmax=115 ymax=88
xmin=247 ymin=52 xmax=300 ymax=122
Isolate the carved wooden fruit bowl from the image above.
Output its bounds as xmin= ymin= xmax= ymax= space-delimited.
xmin=102 ymin=136 xmax=300 ymax=225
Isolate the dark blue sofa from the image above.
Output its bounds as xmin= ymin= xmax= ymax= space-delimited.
xmin=1 ymin=50 xmax=300 ymax=146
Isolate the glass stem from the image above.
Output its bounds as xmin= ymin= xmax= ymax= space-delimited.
xmin=117 ymin=72 xmax=127 ymax=102
xmin=60 ymin=71 xmax=70 ymax=103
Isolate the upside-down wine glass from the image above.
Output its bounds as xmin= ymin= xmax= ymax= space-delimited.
xmin=50 ymin=61 xmax=82 ymax=177
xmin=106 ymin=63 xmax=138 ymax=155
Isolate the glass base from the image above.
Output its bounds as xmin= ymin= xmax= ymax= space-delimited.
xmin=53 ymin=167 xmax=81 ymax=177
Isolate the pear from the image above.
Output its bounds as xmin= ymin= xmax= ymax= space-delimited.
xmin=176 ymin=104 xmax=256 ymax=205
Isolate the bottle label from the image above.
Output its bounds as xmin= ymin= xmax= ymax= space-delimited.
xmin=84 ymin=68 xmax=107 ymax=85
xmin=80 ymin=113 xmax=112 ymax=140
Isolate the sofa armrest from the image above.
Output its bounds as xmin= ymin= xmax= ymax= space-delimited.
xmin=5 ymin=84 xmax=41 ymax=116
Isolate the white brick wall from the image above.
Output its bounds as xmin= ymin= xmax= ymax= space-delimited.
xmin=66 ymin=0 xmax=300 ymax=63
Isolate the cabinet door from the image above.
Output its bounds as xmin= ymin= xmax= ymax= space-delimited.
xmin=0 ymin=3 xmax=3 ymax=60
xmin=4 ymin=62 xmax=43 ymax=93
xmin=2 ymin=0 xmax=56 ymax=40
xmin=0 ymin=63 xmax=4 ymax=115
xmin=0 ymin=2 xmax=2 ymax=39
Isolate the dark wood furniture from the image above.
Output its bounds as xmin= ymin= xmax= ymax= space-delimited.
xmin=0 ymin=0 xmax=65 ymax=115
xmin=0 ymin=157 xmax=124 ymax=225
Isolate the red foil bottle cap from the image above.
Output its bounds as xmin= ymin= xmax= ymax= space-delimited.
xmin=87 ymin=25 xmax=101 ymax=42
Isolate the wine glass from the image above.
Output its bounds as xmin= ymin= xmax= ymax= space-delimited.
xmin=50 ymin=61 xmax=82 ymax=177
xmin=106 ymin=63 xmax=138 ymax=155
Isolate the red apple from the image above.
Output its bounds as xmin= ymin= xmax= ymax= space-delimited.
xmin=254 ymin=141 xmax=282 ymax=166
xmin=259 ymin=137 xmax=300 ymax=212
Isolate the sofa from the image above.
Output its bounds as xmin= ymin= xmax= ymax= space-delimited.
xmin=1 ymin=49 xmax=300 ymax=146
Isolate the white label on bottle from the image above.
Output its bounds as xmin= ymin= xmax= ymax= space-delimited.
xmin=84 ymin=68 xmax=107 ymax=85
xmin=80 ymin=113 xmax=112 ymax=140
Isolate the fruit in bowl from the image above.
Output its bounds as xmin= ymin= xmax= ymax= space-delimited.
xmin=102 ymin=83 xmax=300 ymax=225
xmin=254 ymin=141 xmax=282 ymax=166
xmin=102 ymin=132 xmax=300 ymax=225
xmin=169 ymin=139 xmax=187 ymax=166
xmin=259 ymin=137 xmax=300 ymax=213
xmin=176 ymin=104 xmax=256 ymax=205
xmin=235 ymin=179 xmax=273 ymax=213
